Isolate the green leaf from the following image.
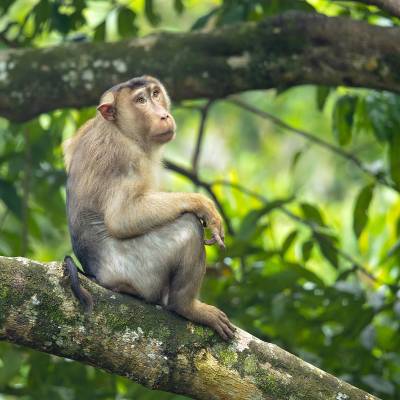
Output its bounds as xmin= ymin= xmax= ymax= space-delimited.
xmin=237 ymin=197 xmax=293 ymax=241
xmin=191 ymin=8 xmax=218 ymax=30
xmin=336 ymin=265 xmax=357 ymax=282
xmin=0 ymin=347 xmax=24 ymax=386
xmin=93 ymin=21 xmax=106 ymax=42
xmin=332 ymin=95 xmax=357 ymax=146
xmin=389 ymin=133 xmax=400 ymax=190
xmin=365 ymin=91 xmax=400 ymax=142
xmin=316 ymin=86 xmax=331 ymax=111
xmin=301 ymin=240 xmax=314 ymax=262
xmin=290 ymin=147 xmax=307 ymax=172
xmin=300 ymin=202 xmax=325 ymax=226
xmin=174 ymin=0 xmax=184 ymax=14
xmin=0 ymin=178 xmax=22 ymax=218
xmin=353 ymin=183 xmax=374 ymax=239
xmin=314 ymin=232 xmax=339 ymax=269
xmin=118 ymin=7 xmax=137 ymax=38
xmin=144 ymin=0 xmax=161 ymax=26
xmin=281 ymin=230 xmax=298 ymax=256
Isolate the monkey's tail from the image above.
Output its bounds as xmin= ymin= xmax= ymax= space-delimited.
xmin=63 ymin=255 xmax=94 ymax=313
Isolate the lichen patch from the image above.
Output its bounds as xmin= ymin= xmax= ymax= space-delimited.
xmin=227 ymin=52 xmax=251 ymax=69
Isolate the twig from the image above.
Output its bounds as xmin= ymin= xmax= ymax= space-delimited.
xmin=20 ymin=129 xmax=31 ymax=256
xmin=213 ymin=179 xmax=398 ymax=290
xmin=229 ymin=98 xmax=396 ymax=191
xmin=164 ymin=159 xmax=235 ymax=235
xmin=192 ymin=100 xmax=213 ymax=174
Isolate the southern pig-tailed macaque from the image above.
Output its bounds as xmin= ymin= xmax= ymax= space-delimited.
xmin=63 ymin=76 xmax=235 ymax=340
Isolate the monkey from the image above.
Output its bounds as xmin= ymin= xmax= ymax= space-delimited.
xmin=63 ymin=76 xmax=235 ymax=340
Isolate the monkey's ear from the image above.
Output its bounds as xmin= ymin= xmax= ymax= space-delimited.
xmin=97 ymin=92 xmax=116 ymax=121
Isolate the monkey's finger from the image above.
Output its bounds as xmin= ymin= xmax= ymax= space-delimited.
xmin=214 ymin=233 xmax=225 ymax=249
xmin=218 ymin=313 xmax=236 ymax=332
xmin=210 ymin=226 xmax=225 ymax=248
xmin=221 ymin=321 xmax=235 ymax=339
xmin=215 ymin=325 xmax=229 ymax=341
xmin=204 ymin=237 xmax=217 ymax=245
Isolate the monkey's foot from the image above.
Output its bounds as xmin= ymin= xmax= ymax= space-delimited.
xmin=200 ymin=304 xmax=236 ymax=341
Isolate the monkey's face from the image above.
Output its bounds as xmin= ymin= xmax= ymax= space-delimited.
xmin=97 ymin=77 xmax=176 ymax=146
xmin=125 ymin=83 xmax=176 ymax=144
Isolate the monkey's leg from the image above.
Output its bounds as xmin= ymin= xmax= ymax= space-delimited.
xmin=166 ymin=214 xmax=235 ymax=340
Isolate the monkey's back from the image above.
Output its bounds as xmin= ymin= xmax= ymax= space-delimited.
xmin=65 ymin=119 xmax=125 ymax=277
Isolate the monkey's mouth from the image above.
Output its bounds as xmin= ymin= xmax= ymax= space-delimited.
xmin=153 ymin=130 xmax=175 ymax=143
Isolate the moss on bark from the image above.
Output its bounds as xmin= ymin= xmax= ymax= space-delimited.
xmin=1 ymin=12 xmax=400 ymax=121
xmin=0 ymin=256 xmax=380 ymax=400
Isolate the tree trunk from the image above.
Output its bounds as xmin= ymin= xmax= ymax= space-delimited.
xmin=0 ymin=256 xmax=380 ymax=400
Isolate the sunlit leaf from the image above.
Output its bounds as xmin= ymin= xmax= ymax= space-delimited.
xmin=93 ymin=21 xmax=106 ymax=42
xmin=365 ymin=91 xmax=400 ymax=142
xmin=144 ymin=0 xmax=161 ymax=26
xmin=118 ymin=7 xmax=137 ymax=38
xmin=316 ymin=86 xmax=331 ymax=111
xmin=237 ymin=198 xmax=293 ymax=241
xmin=301 ymin=240 xmax=314 ymax=262
xmin=174 ymin=0 xmax=184 ymax=14
xmin=0 ymin=178 xmax=22 ymax=218
xmin=281 ymin=230 xmax=298 ymax=256
xmin=300 ymin=202 xmax=325 ymax=226
xmin=332 ymin=95 xmax=357 ymax=146
xmin=389 ymin=133 xmax=400 ymax=190
xmin=191 ymin=8 xmax=218 ymax=30
xmin=314 ymin=232 xmax=339 ymax=269
xmin=353 ymin=183 xmax=374 ymax=239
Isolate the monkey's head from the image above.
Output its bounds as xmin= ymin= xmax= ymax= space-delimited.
xmin=97 ymin=76 xmax=176 ymax=145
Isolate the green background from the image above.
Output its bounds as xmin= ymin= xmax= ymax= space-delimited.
xmin=0 ymin=0 xmax=399 ymax=398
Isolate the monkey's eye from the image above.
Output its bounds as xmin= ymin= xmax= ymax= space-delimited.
xmin=152 ymin=89 xmax=160 ymax=98
xmin=136 ymin=96 xmax=147 ymax=104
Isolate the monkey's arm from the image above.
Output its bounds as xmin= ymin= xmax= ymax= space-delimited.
xmin=104 ymin=184 xmax=224 ymax=247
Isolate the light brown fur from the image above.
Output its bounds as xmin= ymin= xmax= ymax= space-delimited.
xmin=64 ymin=76 xmax=234 ymax=340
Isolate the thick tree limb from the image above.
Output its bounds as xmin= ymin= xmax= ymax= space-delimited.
xmin=0 ymin=256 xmax=379 ymax=399
xmin=1 ymin=11 xmax=400 ymax=121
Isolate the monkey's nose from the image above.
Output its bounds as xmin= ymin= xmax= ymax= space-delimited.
xmin=161 ymin=113 xmax=169 ymax=120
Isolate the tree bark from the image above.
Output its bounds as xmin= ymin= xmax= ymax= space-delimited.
xmin=0 ymin=256 xmax=380 ymax=400
xmin=1 ymin=11 xmax=400 ymax=122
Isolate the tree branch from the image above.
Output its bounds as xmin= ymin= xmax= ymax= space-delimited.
xmin=2 ymin=11 xmax=400 ymax=121
xmin=0 ymin=256 xmax=379 ymax=400
xmin=229 ymin=98 xmax=396 ymax=191
xmin=192 ymin=100 xmax=213 ymax=174
xmin=213 ymin=180 xmax=399 ymax=291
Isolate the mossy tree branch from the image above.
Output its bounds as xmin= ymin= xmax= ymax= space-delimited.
xmin=1 ymin=11 xmax=400 ymax=122
xmin=0 ymin=256 xmax=379 ymax=400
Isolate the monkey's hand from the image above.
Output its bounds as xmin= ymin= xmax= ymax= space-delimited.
xmin=196 ymin=196 xmax=225 ymax=249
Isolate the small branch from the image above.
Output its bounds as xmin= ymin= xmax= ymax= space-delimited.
xmin=229 ymin=98 xmax=396 ymax=191
xmin=0 ymin=256 xmax=379 ymax=400
xmin=164 ymin=159 xmax=235 ymax=235
xmin=192 ymin=100 xmax=213 ymax=174
xmin=213 ymin=180 xmax=398 ymax=290
xmin=20 ymin=129 xmax=31 ymax=256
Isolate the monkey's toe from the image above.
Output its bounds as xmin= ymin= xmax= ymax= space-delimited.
xmin=212 ymin=318 xmax=235 ymax=341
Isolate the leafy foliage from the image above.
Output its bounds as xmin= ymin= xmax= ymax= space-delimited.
xmin=0 ymin=0 xmax=400 ymax=399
